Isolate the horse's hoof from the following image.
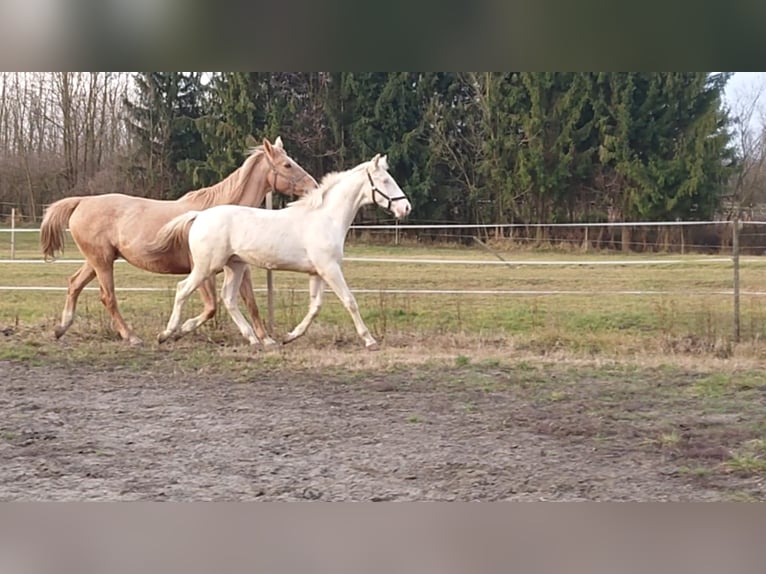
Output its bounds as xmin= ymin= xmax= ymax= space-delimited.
xmin=157 ymin=333 xmax=170 ymax=344
xmin=262 ymin=338 xmax=280 ymax=351
xmin=128 ymin=336 xmax=143 ymax=347
xmin=366 ymin=342 xmax=380 ymax=352
xmin=54 ymin=326 xmax=66 ymax=339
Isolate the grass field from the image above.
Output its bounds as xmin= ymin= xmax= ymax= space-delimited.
xmin=2 ymin=228 xmax=766 ymax=359
xmin=3 ymin=229 xmax=766 ymax=500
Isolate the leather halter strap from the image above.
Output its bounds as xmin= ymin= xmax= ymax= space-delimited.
xmin=367 ymin=171 xmax=408 ymax=213
xmin=265 ymin=154 xmax=304 ymax=195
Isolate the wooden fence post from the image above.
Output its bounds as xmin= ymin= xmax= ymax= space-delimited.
xmin=265 ymin=192 xmax=274 ymax=334
xmin=10 ymin=208 xmax=15 ymax=260
xmin=732 ymin=218 xmax=741 ymax=344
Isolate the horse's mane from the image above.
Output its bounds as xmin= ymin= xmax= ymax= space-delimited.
xmin=179 ymin=146 xmax=265 ymax=208
xmin=289 ymin=160 xmax=374 ymax=209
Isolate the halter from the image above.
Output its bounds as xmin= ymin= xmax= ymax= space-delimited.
xmin=367 ymin=171 xmax=408 ymax=213
xmin=265 ymin=154 xmax=306 ymax=195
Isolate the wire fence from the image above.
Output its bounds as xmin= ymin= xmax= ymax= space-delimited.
xmin=1 ymin=219 xmax=764 ymax=342
xmin=347 ymin=220 xmax=766 ymax=256
xmin=3 ymin=216 xmax=765 ymax=249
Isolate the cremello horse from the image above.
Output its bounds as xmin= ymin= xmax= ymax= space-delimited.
xmin=151 ymin=154 xmax=411 ymax=350
xmin=40 ymin=137 xmax=317 ymax=345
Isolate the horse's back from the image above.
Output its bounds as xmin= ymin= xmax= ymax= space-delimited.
xmin=70 ymin=194 xmax=188 ymax=230
xmin=195 ymin=203 xmax=287 ymax=231
xmin=66 ymin=193 xmax=194 ymax=265
xmin=187 ymin=203 xmax=315 ymax=272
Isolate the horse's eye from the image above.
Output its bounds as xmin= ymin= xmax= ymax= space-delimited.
xmin=284 ymin=162 xmax=292 ymax=169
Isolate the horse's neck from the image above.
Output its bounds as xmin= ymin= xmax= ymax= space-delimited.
xmin=320 ymin=175 xmax=370 ymax=231
xmin=178 ymin=154 xmax=266 ymax=209
xmin=233 ymin=159 xmax=269 ymax=206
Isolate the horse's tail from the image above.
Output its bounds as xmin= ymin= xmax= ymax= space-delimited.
xmin=40 ymin=197 xmax=83 ymax=260
xmin=148 ymin=211 xmax=201 ymax=255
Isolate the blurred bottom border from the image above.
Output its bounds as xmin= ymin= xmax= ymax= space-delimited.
xmin=0 ymin=503 xmax=764 ymax=574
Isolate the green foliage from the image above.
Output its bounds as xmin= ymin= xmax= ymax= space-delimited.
xmin=455 ymin=354 xmax=471 ymax=367
xmin=592 ymin=72 xmax=734 ymax=221
xmin=180 ymin=72 xmax=257 ymax=187
xmin=124 ymin=72 xmax=207 ymax=198
xmin=515 ymin=72 xmax=595 ymax=223
xmin=125 ymin=72 xmax=736 ymax=225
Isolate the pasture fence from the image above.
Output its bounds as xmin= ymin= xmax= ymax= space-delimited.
xmin=2 ymin=219 xmax=766 ymax=343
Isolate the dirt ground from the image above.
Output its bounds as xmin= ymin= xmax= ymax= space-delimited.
xmin=3 ymin=355 xmax=763 ymax=502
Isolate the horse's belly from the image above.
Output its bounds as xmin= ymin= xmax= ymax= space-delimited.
xmin=242 ymin=254 xmax=314 ymax=274
xmin=120 ymin=249 xmax=191 ymax=275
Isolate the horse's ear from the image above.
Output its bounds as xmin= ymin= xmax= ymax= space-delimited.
xmin=372 ymin=153 xmax=380 ymax=168
xmin=245 ymin=134 xmax=258 ymax=149
xmin=262 ymin=138 xmax=274 ymax=156
xmin=274 ymin=136 xmax=284 ymax=149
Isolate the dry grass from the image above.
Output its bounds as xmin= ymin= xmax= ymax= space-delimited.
xmin=3 ymin=229 xmax=766 ymax=365
xmin=4 ymin=230 xmax=766 ymax=499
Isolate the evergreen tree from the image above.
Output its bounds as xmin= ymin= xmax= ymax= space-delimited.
xmin=262 ymin=72 xmax=333 ymax=178
xmin=471 ymin=72 xmax=525 ymax=225
xmin=181 ymin=72 xmax=257 ymax=187
xmin=362 ymin=72 xmax=433 ymax=221
xmin=593 ymin=72 xmax=733 ymax=221
xmin=123 ymin=71 xmax=735 ymax=228
xmin=124 ymin=72 xmax=206 ymax=198
xmin=423 ymin=72 xmax=488 ymax=224
xmin=324 ymin=73 xmax=437 ymax=221
xmin=514 ymin=72 xmax=595 ymax=224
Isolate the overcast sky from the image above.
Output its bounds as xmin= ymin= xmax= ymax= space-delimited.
xmin=724 ymin=72 xmax=765 ymax=99
xmin=724 ymin=72 xmax=766 ymax=108
xmin=723 ymin=72 xmax=766 ymax=136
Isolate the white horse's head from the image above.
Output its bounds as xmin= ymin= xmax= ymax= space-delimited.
xmin=366 ymin=154 xmax=411 ymax=219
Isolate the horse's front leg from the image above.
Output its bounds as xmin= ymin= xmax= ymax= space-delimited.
xmin=176 ymin=276 xmax=218 ymax=338
xmin=158 ymin=270 xmax=208 ymax=343
xmin=93 ymin=259 xmax=143 ymax=346
xmin=316 ymin=265 xmax=378 ymax=351
xmin=283 ymin=274 xmax=325 ymax=345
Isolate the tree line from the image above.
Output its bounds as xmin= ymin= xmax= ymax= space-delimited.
xmin=3 ymin=72 xmax=765 ymax=232
xmin=0 ymin=73 xmax=130 ymax=220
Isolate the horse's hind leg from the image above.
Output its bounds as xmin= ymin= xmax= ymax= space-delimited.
xmin=176 ymin=276 xmax=218 ymax=339
xmin=283 ymin=274 xmax=325 ymax=345
xmin=239 ymin=265 xmax=278 ymax=349
xmin=158 ymin=269 xmax=209 ymax=343
xmin=92 ymin=259 xmax=143 ymax=345
xmin=220 ymin=261 xmax=261 ymax=346
xmin=54 ymin=262 xmax=96 ymax=339
xmin=319 ymin=263 xmax=378 ymax=350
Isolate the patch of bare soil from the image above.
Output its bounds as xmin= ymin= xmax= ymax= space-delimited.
xmin=0 ymin=359 xmax=759 ymax=501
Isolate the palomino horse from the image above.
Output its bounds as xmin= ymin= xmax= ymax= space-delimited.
xmin=40 ymin=137 xmax=318 ymax=345
xmin=151 ymin=154 xmax=411 ymax=350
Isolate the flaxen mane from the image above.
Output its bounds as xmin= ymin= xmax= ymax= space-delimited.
xmin=289 ymin=160 xmax=374 ymax=209
xmin=180 ymin=147 xmax=265 ymax=208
